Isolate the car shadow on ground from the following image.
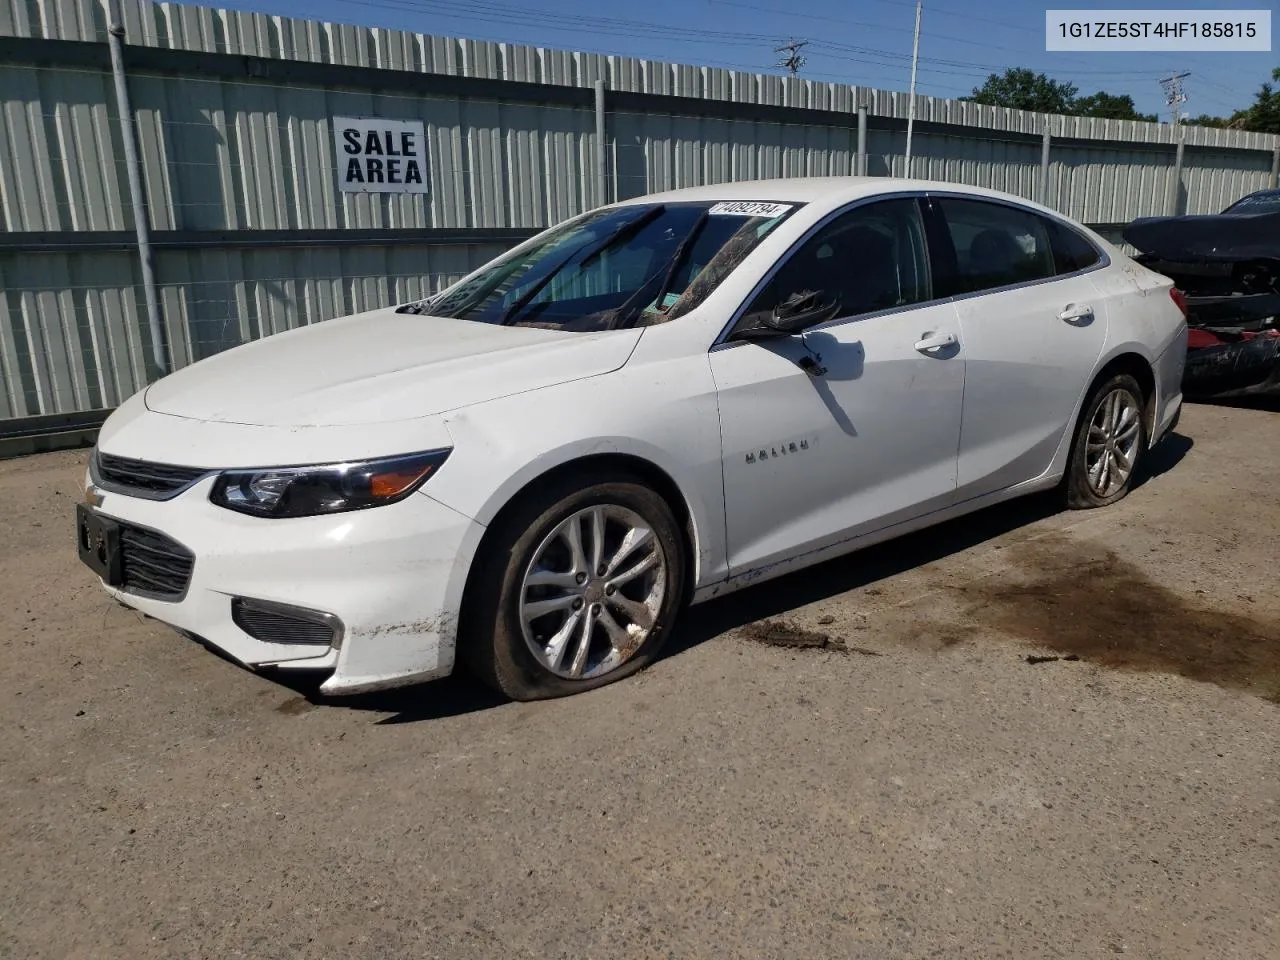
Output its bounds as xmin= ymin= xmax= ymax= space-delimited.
xmin=674 ymin=431 xmax=1194 ymax=658
xmin=294 ymin=432 xmax=1194 ymax=724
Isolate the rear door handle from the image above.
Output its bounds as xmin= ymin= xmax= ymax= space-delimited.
xmin=1059 ymin=303 xmax=1095 ymax=323
xmin=914 ymin=331 xmax=957 ymax=353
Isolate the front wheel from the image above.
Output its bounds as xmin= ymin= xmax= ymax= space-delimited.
xmin=460 ymin=475 xmax=687 ymax=700
xmin=1064 ymin=372 xmax=1147 ymax=509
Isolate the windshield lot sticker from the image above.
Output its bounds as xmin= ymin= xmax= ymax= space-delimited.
xmin=708 ymin=201 xmax=794 ymax=217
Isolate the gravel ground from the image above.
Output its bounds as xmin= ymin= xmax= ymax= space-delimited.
xmin=1 ymin=402 xmax=1277 ymax=960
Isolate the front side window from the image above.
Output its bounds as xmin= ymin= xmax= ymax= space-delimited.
xmin=935 ymin=197 xmax=1055 ymax=295
xmin=740 ymin=197 xmax=931 ymax=327
xmin=404 ymin=201 xmax=799 ymax=332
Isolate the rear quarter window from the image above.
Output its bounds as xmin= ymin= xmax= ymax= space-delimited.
xmin=1048 ymin=220 xmax=1102 ymax=275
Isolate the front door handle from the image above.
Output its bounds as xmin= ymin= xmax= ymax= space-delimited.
xmin=914 ymin=331 xmax=957 ymax=353
xmin=1059 ymin=303 xmax=1095 ymax=323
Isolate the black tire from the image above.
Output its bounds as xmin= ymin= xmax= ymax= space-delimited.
xmin=1063 ymin=372 xmax=1148 ymax=510
xmin=459 ymin=472 xmax=687 ymax=701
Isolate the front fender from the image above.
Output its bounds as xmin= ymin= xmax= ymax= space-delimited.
xmin=428 ymin=359 xmax=728 ymax=590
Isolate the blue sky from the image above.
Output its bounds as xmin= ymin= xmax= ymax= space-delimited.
xmin=210 ymin=0 xmax=1275 ymax=119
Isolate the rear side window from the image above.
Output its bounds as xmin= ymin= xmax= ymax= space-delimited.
xmin=1048 ymin=220 xmax=1101 ymax=274
xmin=935 ymin=198 xmax=1055 ymax=294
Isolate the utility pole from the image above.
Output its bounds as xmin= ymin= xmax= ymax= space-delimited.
xmin=1161 ymin=72 xmax=1190 ymax=216
xmin=904 ymin=0 xmax=923 ymax=176
xmin=1160 ymin=71 xmax=1190 ymax=125
xmin=105 ymin=0 xmax=168 ymax=377
xmin=774 ymin=39 xmax=808 ymax=76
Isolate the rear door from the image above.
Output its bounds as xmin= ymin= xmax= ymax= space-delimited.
xmin=925 ymin=196 xmax=1109 ymax=500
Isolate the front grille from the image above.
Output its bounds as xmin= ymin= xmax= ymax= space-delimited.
xmin=95 ymin=451 xmax=208 ymax=499
xmin=119 ymin=524 xmax=195 ymax=599
xmin=231 ymin=598 xmax=341 ymax=647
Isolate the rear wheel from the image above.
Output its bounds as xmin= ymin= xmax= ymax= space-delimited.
xmin=460 ymin=474 xmax=687 ymax=700
xmin=1064 ymin=372 xmax=1147 ymax=509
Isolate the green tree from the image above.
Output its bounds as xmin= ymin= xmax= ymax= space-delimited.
xmin=1187 ymin=113 xmax=1228 ymax=128
xmin=964 ymin=68 xmax=1078 ymax=114
xmin=1072 ymin=91 xmax=1157 ymax=122
xmin=1230 ymin=67 xmax=1280 ymax=133
xmin=964 ymin=69 xmax=1156 ymax=120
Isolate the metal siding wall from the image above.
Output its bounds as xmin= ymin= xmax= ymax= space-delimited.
xmin=1 ymin=250 xmax=148 ymax=417
xmin=121 ymin=77 xmax=596 ymax=233
xmin=1049 ymin=146 xmax=1176 ymax=224
xmin=0 ymin=242 xmax=505 ymax=415
xmin=1 ymin=0 xmax=1275 ymax=150
xmin=612 ymin=111 xmax=856 ymax=198
xmin=2 ymin=0 xmax=1279 ymax=427
xmin=1180 ymin=150 xmax=1274 ymax=215
xmin=906 ymin=133 xmax=1043 ymax=202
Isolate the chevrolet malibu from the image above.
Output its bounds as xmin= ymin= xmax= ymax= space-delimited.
xmin=78 ymin=178 xmax=1188 ymax=700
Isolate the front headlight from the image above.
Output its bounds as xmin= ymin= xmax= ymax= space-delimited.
xmin=210 ymin=449 xmax=451 ymax=518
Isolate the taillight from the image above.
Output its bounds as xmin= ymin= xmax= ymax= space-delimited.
xmin=1170 ymin=287 xmax=1188 ymax=318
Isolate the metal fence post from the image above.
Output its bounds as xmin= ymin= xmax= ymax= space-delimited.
xmin=105 ymin=0 xmax=168 ymax=377
xmin=1271 ymin=143 xmax=1279 ymax=189
xmin=1040 ymin=123 xmax=1052 ymax=206
xmin=856 ymin=104 xmax=868 ymax=176
xmin=594 ymin=80 xmax=608 ymax=205
xmin=1168 ymin=125 xmax=1185 ymax=216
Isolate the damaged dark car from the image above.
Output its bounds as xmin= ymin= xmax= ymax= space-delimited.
xmin=1124 ymin=188 xmax=1280 ymax=402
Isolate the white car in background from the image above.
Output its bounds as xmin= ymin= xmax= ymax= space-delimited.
xmin=78 ymin=177 xmax=1188 ymax=700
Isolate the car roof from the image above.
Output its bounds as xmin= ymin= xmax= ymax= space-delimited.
xmin=617 ymin=176 xmax=1048 ymax=210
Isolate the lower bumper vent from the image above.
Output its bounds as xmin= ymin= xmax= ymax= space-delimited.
xmin=231 ymin=598 xmax=343 ymax=648
xmin=120 ymin=524 xmax=195 ymax=599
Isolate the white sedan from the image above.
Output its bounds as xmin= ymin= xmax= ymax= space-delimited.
xmin=78 ymin=178 xmax=1188 ymax=700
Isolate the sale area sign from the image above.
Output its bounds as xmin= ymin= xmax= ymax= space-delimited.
xmin=333 ymin=117 xmax=429 ymax=194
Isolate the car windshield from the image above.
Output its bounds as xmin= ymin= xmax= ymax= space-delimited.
xmin=1222 ymin=191 xmax=1280 ymax=214
xmin=401 ymin=200 xmax=801 ymax=331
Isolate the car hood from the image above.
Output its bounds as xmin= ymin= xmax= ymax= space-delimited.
xmin=144 ymin=308 xmax=643 ymax=426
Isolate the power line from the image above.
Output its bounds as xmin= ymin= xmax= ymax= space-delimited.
xmin=708 ymin=0 xmax=1185 ymax=78
xmin=332 ymin=0 xmax=1172 ymax=81
xmin=710 ymin=0 xmax=1040 ymax=43
xmin=306 ymin=0 xmax=1208 ymax=108
xmin=326 ymin=0 xmax=986 ymax=84
xmin=810 ymin=0 xmax=1046 ymax=33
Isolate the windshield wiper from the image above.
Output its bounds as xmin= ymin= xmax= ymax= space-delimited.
xmin=599 ymin=210 xmax=710 ymax=332
xmin=500 ymin=205 xmax=666 ymax=326
xmin=649 ymin=210 xmax=709 ymax=316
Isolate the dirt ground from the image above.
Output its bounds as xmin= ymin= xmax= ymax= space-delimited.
xmin=1 ymin=402 xmax=1277 ymax=960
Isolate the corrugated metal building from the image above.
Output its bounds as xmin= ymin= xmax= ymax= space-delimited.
xmin=2 ymin=0 xmax=1278 ymax=428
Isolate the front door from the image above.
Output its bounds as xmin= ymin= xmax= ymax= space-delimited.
xmin=710 ymin=197 xmax=966 ymax=578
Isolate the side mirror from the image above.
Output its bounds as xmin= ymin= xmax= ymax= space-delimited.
xmin=763 ymin=289 xmax=840 ymax=334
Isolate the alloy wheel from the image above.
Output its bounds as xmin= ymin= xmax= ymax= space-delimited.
xmin=518 ymin=504 xmax=668 ymax=680
xmin=1085 ymin=387 xmax=1142 ymax=498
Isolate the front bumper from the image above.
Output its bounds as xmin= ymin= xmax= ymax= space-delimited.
xmin=81 ymin=474 xmax=485 ymax=695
